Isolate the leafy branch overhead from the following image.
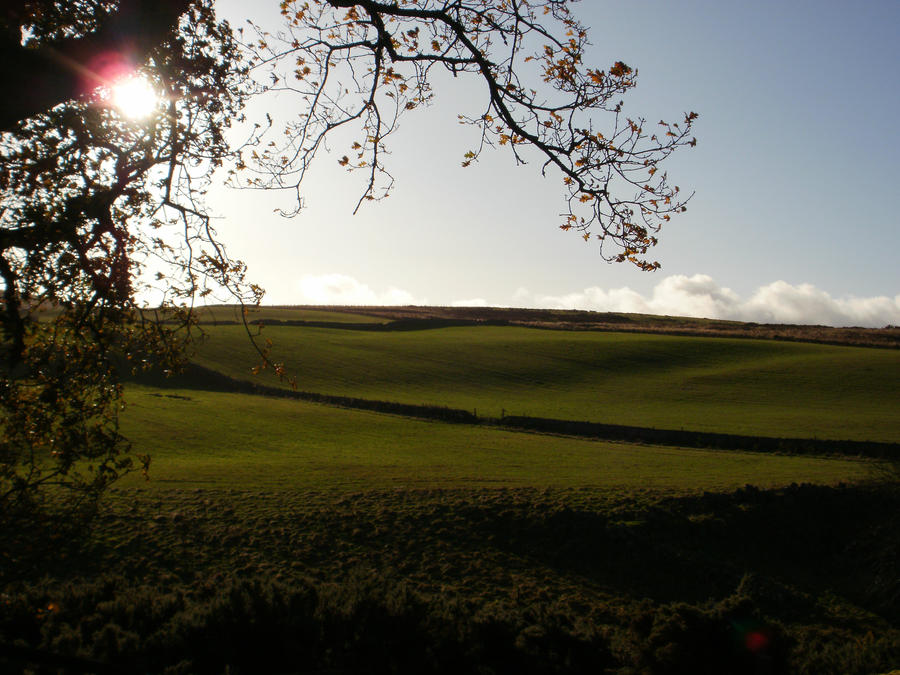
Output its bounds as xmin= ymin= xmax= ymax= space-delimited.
xmin=0 ymin=0 xmax=192 ymax=133
xmin=240 ymin=0 xmax=697 ymax=270
xmin=0 ymin=1 xmax=259 ymax=516
xmin=0 ymin=0 xmax=696 ymax=517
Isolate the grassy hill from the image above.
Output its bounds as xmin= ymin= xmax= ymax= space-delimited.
xmin=188 ymin=321 xmax=900 ymax=443
xmin=4 ymin=306 xmax=898 ymax=675
xmin=274 ymin=304 xmax=900 ymax=348
xmin=194 ymin=305 xmax=388 ymax=324
xmin=118 ymin=385 xmax=871 ymax=492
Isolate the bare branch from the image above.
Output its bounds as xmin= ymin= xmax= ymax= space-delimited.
xmin=242 ymin=0 xmax=697 ymax=270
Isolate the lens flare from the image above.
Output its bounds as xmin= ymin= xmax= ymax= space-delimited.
xmin=745 ymin=630 xmax=769 ymax=652
xmin=111 ymin=76 xmax=159 ymax=120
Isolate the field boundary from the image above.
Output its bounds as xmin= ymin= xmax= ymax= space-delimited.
xmin=205 ymin=317 xmax=509 ymax=331
xmin=143 ymin=364 xmax=900 ymax=460
xmin=193 ymin=315 xmax=900 ymax=349
xmin=270 ymin=305 xmax=900 ymax=349
xmin=495 ymin=416 xmax=899 ymax=459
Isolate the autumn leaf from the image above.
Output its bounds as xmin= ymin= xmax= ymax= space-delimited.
xmin=609 ymin=61 xmax=632 ymax=78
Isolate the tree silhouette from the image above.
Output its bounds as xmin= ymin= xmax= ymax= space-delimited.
xmin=0 ymin=0 xmax=191 ymax=132
xmin=0 ymin=0 xmax=253 ymax=518
xmin=0 ymin=0 xmax=697 ymax=514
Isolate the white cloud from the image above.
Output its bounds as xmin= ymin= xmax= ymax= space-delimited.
xmin=518 ymin=274 xmax=900 ymax=328
xmin=451 ymin=298 xmax=488 ymax=307
xmin=740 ymin=281 xmax=900 ymax=327
xmin=649 ymin=275 xmax=741 ymax=318
xmin=291 ymin=273 xmax=899 ymax=328
xmin=295 ymin=273 xmax=421 ymax=305
xmin=512 ymin=287 xmax=532 ymax=304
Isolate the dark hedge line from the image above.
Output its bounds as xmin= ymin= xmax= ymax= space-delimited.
xmin=244 ymin=318 xmax=512 ymax=331
xmin=152 ymin=365 xmax=900 ymax=460
xmin=191 ymin=318 xmax=511 ymax=330
xmin=148 ymin=364 xmax=480 ymax=424
xmin=497 ymin=416 xmax=900 ymax=460
xmin=193 ymin=312 xmax=900 ymax=349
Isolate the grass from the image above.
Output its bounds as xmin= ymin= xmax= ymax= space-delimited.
xmin=189 ymin=324 xmax=900 ymax=442
xmin=195 ymin=305 xmax=387 ymax=324
xmin=7 ymin=479 xmax=898 ymax=675
xmin=118 ymin=385 xmax=873 ymax=492
xmin=4 ymin=318 xmax=898 ymax=674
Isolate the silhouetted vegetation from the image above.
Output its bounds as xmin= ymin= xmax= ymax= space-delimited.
xmin=2 ymin=483 xmax=897 ymax=674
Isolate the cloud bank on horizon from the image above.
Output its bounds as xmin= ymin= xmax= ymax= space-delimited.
xmin=291 ymin=273 xmax=900 ymax=328
xmin=295 ymin=273 xmax=420 ymax=307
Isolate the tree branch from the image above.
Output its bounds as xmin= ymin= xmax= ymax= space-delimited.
xmin=0 ymin=0 xmax=191 ymax=132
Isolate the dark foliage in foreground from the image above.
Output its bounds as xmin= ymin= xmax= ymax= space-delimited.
xmin=1 ymin=483 xmax=898 ymax=674
xmin=2 ymin=574 xmax=797 ymax=675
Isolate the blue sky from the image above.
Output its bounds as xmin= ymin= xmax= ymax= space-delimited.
xmin=210 ymin=0 xmax=900 ymax=326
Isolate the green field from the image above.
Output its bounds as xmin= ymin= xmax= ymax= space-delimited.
xmin=195 ymin=305 xmax=387 ymax=324
xmin=119 ymin=385 xmax=872 ymax=492
xmin=5 ymin=312 xmax=899 ymax=675
xmin=189 ymin=323 xmax=900 ymax=442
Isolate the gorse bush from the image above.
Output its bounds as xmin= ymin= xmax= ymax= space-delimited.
xmin=5 ymin=571 xmax=889 ymax=675
xmin=2 ymin=484 xmax=897 ymax=674
xmin=1 ymin=574 xmax=616 ymax=674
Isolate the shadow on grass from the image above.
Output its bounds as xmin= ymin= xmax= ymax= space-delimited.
xmin=461 ymin=483 xmax=898 ymax=621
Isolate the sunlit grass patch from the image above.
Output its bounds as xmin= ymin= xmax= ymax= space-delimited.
xmin=186 ymin=324 xmax=900 ymax=442
xmin=194 ymin=305 xmax=387 ymax=324
xmin=119 ymin=386 xmax=872 ymax=492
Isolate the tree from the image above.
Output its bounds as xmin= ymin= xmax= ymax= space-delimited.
xmin=0 ymin=0 xmax=697 ymax=517
xmin=0 ymin=0 xmax=255 ymax=523
xmin=0 ymin=1 xmax=198 ymax=131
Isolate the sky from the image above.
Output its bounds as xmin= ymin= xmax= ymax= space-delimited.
xmin=210 ymin=0 xmax=900 ymax=327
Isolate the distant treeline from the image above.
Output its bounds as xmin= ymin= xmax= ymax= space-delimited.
xmin=150 ymin=364 xmax=900 ymax=460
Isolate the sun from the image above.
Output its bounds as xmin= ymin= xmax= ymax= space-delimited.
xmin=110 ymin=75 xmax=160 ymax=120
